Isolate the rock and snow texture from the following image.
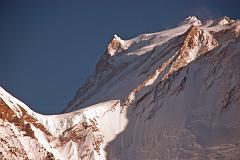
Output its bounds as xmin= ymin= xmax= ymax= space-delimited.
xmin=1 ymin=16 xmax=240 ymax=160
xmin=179 ymin=16 xmax=202 ymax=26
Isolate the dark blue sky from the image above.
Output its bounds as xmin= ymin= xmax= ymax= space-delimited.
xmin=0 ymin=0 xmax=239 ymax=114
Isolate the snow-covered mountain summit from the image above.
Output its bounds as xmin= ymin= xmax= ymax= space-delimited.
xmin=179 ymin=16 xmax=202 ymax=26
xmin=1 ymin=16 xmax=240 ymax=160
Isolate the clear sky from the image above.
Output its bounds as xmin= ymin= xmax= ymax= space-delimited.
xmin=0 ymin=0 xmax=239 ymax=114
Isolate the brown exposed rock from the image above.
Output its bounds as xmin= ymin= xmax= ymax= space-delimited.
xmin=0 ymin=99 xmax=35 ymax=138
xmin=0 ymin=99 xmax=51 ymax=140
xmin=93 ymin=135 xmax=104 ymax=155
xmin=23 ymin=123 xmax=35 ymax=138
xmin=164 ymin=25 xmax=217 ymax=80
xmin=110 ymin=101 xmax=119 ymax=111
xmin=0 ymin=99 xmax=15 ymax=122
xmin=45 ymin=151 xmax=55 ymax=160
xmin=106 ymin=35 xmax=124 ymax=56
xmin=18 ymin=106 xmax=52 ymax=137
xmin=122 ymin=25 xmax=218 ymax=109
xmin=164 ymin=25 xmax=199 ymax=79
xmin=57 ymin=118 xmax=104 ymax=156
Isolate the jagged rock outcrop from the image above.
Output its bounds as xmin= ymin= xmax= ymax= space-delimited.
xmin=106 ymin=34 xmax=126 ymax=56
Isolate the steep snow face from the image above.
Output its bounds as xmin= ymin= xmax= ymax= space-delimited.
xmin=64 ymin=22 xmax=217 ymax=113
xmin=63 ymin=16 xmax=240 ymax=159
xmin=0 ymin=87 xmax=127 ymax=160
xmin=106 ymin=32 xmax=240 ymax=160
xmin=1 ymin=16 xmax=240 ymax=160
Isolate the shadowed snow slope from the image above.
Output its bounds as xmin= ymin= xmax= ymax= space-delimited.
xmin=1 ymin=16 xmax=240 ymax=160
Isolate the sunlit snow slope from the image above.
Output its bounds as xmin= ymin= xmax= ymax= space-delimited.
xmin=1 ymin=16 xmax=240 ymax=160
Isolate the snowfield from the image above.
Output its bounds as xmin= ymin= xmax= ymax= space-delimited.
xmin=1 ymin=16 xmax=240 ymax=160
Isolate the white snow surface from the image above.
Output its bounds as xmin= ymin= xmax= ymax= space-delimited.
xmin=1 ymin=16 xmax=240 ymax=160
xmin=179 ymin=16 xmax=202 ymax=26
